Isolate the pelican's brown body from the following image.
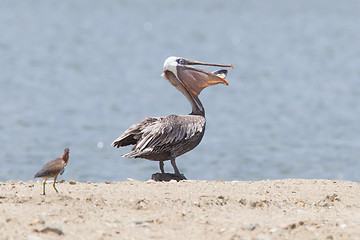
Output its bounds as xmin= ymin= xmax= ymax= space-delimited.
xmin=112 ymin=57 xmax=232 ymax=180
xmin=34 ymin=148 xmax=70 ymax=195
xmin=113 ymin=114 xmax=206 ymax=176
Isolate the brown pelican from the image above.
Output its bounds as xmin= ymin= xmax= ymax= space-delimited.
xmin=112 ymin=57 xmax=233 ymax=180
xmin=34 ymin=148 xmax=70 ymax=195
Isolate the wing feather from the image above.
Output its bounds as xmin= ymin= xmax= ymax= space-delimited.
xmin=111 ymin=117 xmax=162 ymax=148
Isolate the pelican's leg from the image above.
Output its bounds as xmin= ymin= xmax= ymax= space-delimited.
xmin=159 ymin=161 xmax=165 ymax=174
xmin=170 ymin=158 xmax=181 ymax=176
xmin=42 ymin=179 xmax=47 ymax=195
xmin=53 ymin=175 xmax=59 ymax=193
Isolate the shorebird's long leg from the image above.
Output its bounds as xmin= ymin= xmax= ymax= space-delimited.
xmin=159 ymin=161 xmax=165 ymax=173
xmin=170 ymin=158 xmax=181 ymax=176
xmin=43 ymin=179 xmax=47 ymax=195
xmin=53 ymin=175 xmax=59 ymax=193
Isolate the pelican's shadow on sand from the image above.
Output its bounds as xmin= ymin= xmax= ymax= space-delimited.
xmin=151 ymin=173 xmax=187 ymax=182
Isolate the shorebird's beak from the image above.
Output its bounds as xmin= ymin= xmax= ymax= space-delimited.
xmin=176 ymin=59 xmax=233 ymax=96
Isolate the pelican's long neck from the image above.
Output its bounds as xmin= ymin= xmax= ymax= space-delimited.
xmin=186 ymin=87 xmax=205 ymax=117
xmin=163 ymin=71 xmax=205 ymax=117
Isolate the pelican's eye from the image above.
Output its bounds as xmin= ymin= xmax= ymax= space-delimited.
xmin=177 ymin=58 xmax=186 ymax=65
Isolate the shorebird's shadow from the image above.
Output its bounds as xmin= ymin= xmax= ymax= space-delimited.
xmin=151 ymin=173 xmax=187 ymax=182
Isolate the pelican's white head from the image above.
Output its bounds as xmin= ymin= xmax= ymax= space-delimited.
xmin=162 ymin=56 xmax=180 ymax=78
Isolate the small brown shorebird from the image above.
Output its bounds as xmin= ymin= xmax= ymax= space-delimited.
xmin=34 ymin=148 xmax=70 ymax=195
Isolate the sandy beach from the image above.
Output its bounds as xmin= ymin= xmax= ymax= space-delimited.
xmin=0 ymin=179 xmax=359 ymax=240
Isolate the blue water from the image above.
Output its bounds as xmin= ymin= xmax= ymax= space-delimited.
xmin=1 ymin=0 xmax=359 ymax=182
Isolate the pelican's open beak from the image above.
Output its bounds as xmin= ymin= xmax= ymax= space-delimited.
xmin=182 ymin=59 xmax=234 ymax=69
xmin=176 ymin=58 xmax=233 ymax=96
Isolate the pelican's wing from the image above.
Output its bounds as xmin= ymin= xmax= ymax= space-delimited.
xmin=123 ymin=115 xmax=205 ymax=158
xmin=111 ymin=117 xmax=163 ymax=148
